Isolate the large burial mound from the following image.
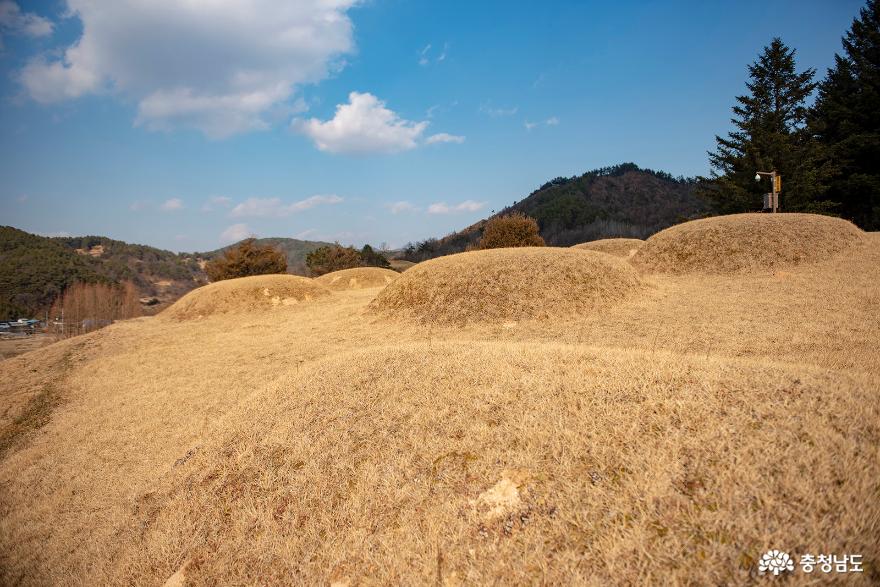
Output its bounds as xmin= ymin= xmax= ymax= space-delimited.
xmin=369 ymin=247 xmax=642 ymax=324
xmin=632 ymin=213 xmax=865 ymax=275
xmin=572 ymin=238 xmax=644 ymax=258
xmin=314 ymin=267 xmax=399 ymax=290
xmin=162 ymin=274 xmax=330 ymax=320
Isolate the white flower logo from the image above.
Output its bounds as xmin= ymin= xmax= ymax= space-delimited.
xmin=759 ymin=550 xmax=794 ymax=575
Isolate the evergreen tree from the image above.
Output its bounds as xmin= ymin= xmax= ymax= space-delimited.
xmin=811 ymin=0 xmax=880 ymax=230
xmin=703 ymin=38 xmax=826 ymax=213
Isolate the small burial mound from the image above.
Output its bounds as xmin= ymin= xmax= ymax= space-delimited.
xmin=162 ymin=274 xmax=330 ymax=320
xmin=572 ymin=238 xmax=644 ymax=258
xmin=632 ymin=213 xmax=865 ymax=275
xmin=314 ymin=267 xmax=400 ymax=291
xmin=368 ymin=247 xmax=642 ymax=324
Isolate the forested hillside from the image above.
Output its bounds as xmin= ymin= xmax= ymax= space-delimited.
xmin=0 ymin=229 xmax=335 ymax=320
xmin=0 ymin=228 xmax=207 ymax=320
xmin=0 ymin=227 xmax=105 ymax=320
xmin=402 ymin=163 xmax=707 ymax=261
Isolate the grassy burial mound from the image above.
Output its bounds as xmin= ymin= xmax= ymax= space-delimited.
xmin=314 ymin=267 xmax=400 ymax=291
xmin=632 ymin=213 xmax=865 ymax=274
xmin=369 ymin=247 xmax=642 ymax=325
xmin=81 ymin=343 xmax=878 ymax=586
xmin=162 ymin=274 xmax=331 ymax=320
xmin=572 ymin=237 xmax=644 ymax=258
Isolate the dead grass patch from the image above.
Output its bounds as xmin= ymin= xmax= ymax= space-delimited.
xmin=99 ymin=343 xmax=878 ymax=586
xmin=632 ymin=213 xmax=865 ymax=274
xmin=0 ymin=218 xmax=878 ymax=585
xmin=315 ymin=267 xmax=399 ymax=290
xmin=572 ymin=237 xmax=644 ymax=258
xmin=369 ymin=247 xmax=643 ymax=325
xmin=162 ymin=274 xmax=330 ymax=320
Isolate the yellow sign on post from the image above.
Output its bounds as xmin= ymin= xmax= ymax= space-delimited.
xmin=774 ymin=176 xmax=782 ymax=193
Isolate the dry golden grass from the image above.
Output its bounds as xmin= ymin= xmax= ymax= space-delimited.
xmin=161 ymin=274 xmax=330 ymax=320
xmin=632 ymin=213 xmax=865 ymax=274
xmin=315 ymin=267 xmax=400 ymax=291
xmin=0 ymin=217 xmax=878 ymax=585
xmin=388 ymin=259 xmax=416 ymax=272
xmin=572 ymin=237 xmax=644 ymax=258
xmin=369 ymin=247 xmax=643 ymax=325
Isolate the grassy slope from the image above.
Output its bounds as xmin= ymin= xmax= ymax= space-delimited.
xmin=0 ymin=234 xmax=877 ymax=584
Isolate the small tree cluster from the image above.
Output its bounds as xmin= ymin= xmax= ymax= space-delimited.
xmin=205 ymin=238 xmax=287 ymax=282
xmin=50 ymin=281 xmax=141 ymax=338
xmin=305 ymin=244 xmax=391 ymax=276
xmin=478 ymin=213 xmax=546 ymax=249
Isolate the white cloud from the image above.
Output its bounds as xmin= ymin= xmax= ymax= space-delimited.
xmin=481 ymin=103 xmax=518 ymax=118
xmin=418 ymin=44 xmax=431 ymax=66
xmin=201 ymin=195 xmax=232 ymax=212
xmin=220 ymin=223 xmax=254 ymax=244
xmin=294 ymin=92 xmax=431 ymax=154
xmin=387 ymin=201 xmax=417 ymax=214
xmin=426 ymin=132 xmax=465 ymax=145
xmin=0 ymin=1 xmax=53 ymax=38
xmin=229 ymin=194 xmax=343 ymax=218
xmin=427 ymin=200 xmax=486 ymax=215
xmin=129 ymin=200 xmax=149 ymax=211
xmin=525 ymin=117 xmax=559 ymax=131
xmin=18 ymin=0 xmax=357 ymax=138
xmin=160 ymin=197 xmax=183 ymax=211
xmin=419 ymin=42 xmax=447 ymax=66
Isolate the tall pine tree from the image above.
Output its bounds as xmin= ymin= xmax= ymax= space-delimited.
xmin=810 ymin=0 xmax=880 ymax=230
xmin=703 ymin=39 xmax=825 ymax=214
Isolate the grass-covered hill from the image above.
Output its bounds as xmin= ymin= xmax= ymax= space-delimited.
xmin=403 ymin=163 xmax=708 ymax=260
xmin=0 ymin=214 xmax=875 ymax=585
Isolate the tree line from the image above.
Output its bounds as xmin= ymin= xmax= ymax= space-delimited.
xmin=702 ymin=0 xmax=879 ymax=230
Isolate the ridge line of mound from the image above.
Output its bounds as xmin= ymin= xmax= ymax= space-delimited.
xmin=368 ymin=247 xmax=643 ymax=325
xmin=631 ymin=213 xmax=865 ymax=275
xmin=162 ymin=274 xmax=331 ymax=320
xmin=314 ymin=267 xmax=400 ymax=291
xmin=572 ymin=238 xmax=644 ymax=258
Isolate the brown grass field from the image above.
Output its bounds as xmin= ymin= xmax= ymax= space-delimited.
xmin=316 ymin=267 xmax=400 ymax=291
xmin=0 ymin=214 xmax=878 ymax=585
xmin=572 ymin=238 xmax=644 ymax=258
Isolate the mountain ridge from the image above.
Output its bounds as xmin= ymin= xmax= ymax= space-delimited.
xmin=402 ymin=163 xmax=708 ymax=260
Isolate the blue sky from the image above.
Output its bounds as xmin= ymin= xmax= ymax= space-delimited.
xmin=0 ymin=0 xmax=865 ymax=251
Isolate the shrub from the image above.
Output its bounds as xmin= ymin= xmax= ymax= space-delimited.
xmin=306 ymin=244 xmax=391 ymax=276
xmin=306 ymin=245 xmax=363 ymax=276
xmin=359 ymin=245 xmax=391 ymax=269
xmin=479 ymin=213 xmax=546 ymax=249
xmin=205 ymin=239 xmax=288 ymax=282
